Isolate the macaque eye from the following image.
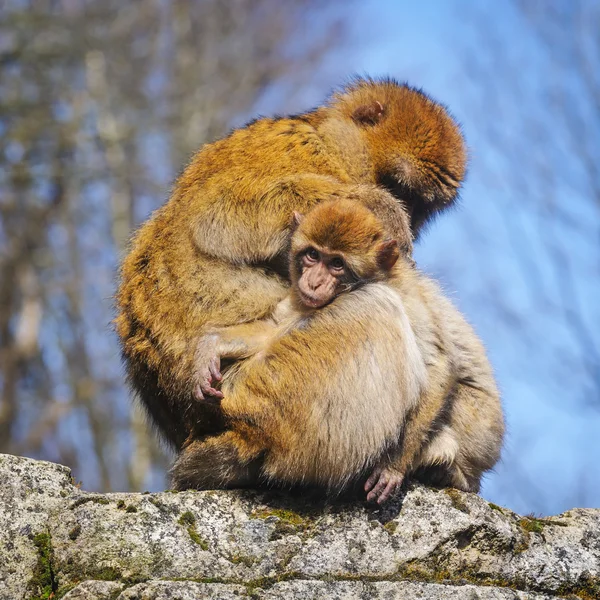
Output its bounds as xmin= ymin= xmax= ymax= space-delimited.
xmin=330 ymin=257 xmax=345 ymax=271
xmin=306 ymin=248 xmax=320 ymax=262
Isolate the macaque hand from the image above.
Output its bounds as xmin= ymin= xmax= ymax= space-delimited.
xmin=364 ymin=465 xmax=404 ymax=504
xmin=193 ymin=334 xmax=223 ymax=402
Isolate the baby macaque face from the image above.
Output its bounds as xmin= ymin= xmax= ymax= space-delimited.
xmin=295 ymin=246 xmax=350 ymax=308
xmin=290 ymin=200 xmax=401 ymax=310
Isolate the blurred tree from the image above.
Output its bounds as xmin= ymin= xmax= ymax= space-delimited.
xmin=0 ymin=0 xmax=350 ymax=491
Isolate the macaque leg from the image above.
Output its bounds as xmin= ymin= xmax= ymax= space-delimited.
xmin=365 ymin=367 xmax=454 ymax=504
xmin=411 ymin=460 xmax=474 ymax=493
xmin=194 ymin=319 xmax=277 ymax=401
xmin=412 ymin=380 xmax=505 ymax=494
xmin=367 ymin=376 xmax=493 ymax=502
xmin=170 ymin=430 xmax=264 ymax=491
xmin=412 ymin=423 xmax=474 ymax=492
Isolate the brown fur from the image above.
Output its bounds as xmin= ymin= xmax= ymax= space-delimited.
xmin=170 ymin=201 xmax=503 ymax=498
xmin=115 ymin=77 xmax=467 ymax=449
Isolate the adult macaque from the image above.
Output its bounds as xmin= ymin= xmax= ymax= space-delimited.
xmin=116 ymin=77 xmax=467 ymax=449
xmin=171 ymin=200 xmax=504 ymax=503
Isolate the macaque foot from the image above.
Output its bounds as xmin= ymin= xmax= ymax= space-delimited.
xmin=364 ymin=466 xmax=404 ymax=504
xmin=193 ymin=335 xmax=223 ymax=402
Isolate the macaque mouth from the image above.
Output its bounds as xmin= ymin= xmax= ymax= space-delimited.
xmin=299 ymin=290 xmax=330 ymax=308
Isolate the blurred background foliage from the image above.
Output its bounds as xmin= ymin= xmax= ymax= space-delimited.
xmin=0 ymin=0 xmax=598 ymax=515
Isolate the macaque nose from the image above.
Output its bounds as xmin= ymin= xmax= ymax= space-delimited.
xmin=306 ymin=264 xmax=328 ymax=293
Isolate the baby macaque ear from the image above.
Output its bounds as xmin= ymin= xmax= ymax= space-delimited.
xmin=351 ymin=100 xmax=386 ymax=125
xmin=376 ymin=239 xmax=400 ymax=271
xmin=291 ymin=211 xmax=304 ymax=230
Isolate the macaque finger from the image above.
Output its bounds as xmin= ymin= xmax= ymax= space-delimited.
xmin=206 ymin=387 xmax=224 ymax=400
xmin=377 ymin=479 xmax=399 ymax=504
xmin=193 ymin=384 xmax=205 ymax=402
xmin=364 ymin=468 xmax=382 ymax=493
xmin=201 ymin=380 xmax=224 ymax=400
xmin=366 ymin=474 xmax=389 ymax=503
xmin=194 ymin=372 xmax=224 ymax=402
xmin=366 ymin=468 xmax=404 ymax=503
xmin=209 ymin=357 xmax=222 ymax=382
xmin=195 ymin=387 xmax=223 ymax=403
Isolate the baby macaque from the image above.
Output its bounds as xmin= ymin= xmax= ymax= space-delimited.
xmin=171 ymin=199 xmax=504 ymax=503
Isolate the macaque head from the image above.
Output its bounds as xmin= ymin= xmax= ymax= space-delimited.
xmin=330 ymin=78 xmax=467 ymax=233
xmin=289 ymin=199 xmax=401 ymax=309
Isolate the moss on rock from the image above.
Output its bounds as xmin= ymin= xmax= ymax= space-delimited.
xmin=28 ymin=532 xmax=56 ymax=600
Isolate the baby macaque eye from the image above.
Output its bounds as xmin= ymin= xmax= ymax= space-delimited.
xmin=330 ymin=257 xmax=345 ymax=270
xmin=306 ymin=248 xmax=320 ymax=261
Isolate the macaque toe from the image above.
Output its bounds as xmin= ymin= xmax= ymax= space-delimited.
xmin=365 ymin=468 xmax=404 ymax=504
xmin=364 ymin=468 xmax=382 ymax=493
xmin=377 ymin=479 xmax=399 ymax=504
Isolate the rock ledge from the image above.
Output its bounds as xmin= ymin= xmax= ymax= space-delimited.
xmin=0 ymin=454 xmax=598 ymax=599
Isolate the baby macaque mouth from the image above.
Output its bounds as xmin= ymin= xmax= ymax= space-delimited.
xmin=299 ymin=291 xmax=327 ymax=308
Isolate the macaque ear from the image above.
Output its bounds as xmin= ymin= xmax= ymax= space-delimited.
xmin=290 ymin=211 xmax=304 ymax=230
xmin=351 ymin=100 xmax=386 ymax=125
xmin=376 ymin=240 xmax=400 ymax=271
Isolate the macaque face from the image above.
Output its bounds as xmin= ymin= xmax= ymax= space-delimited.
xmin=290 ymin=201 xmax=402 ymax=310
xmin=295 ymin=246 xmax=351 ymax=309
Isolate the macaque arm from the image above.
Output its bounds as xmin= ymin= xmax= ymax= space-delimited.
xmin=282 ymin=178 xmax=413 ymax=247
xmin=194 ymin=175 xmax=412 ymax=264
xmin=193 ymin=320 xmax=274 ymax=401
xmin=193 ymin=174 xmax=350 ymax=263
xmin=214 ymin=320 xmax=277 ymax=360
xmin=193 ymin=297 xmax=294 ymax=401
xmin=212 ymin=296 xmax=293 ymax=360
xmin=348 ymin=185 xmax=413 ymax=254
xmin=280 ymin=179 xmax=414 ymax=255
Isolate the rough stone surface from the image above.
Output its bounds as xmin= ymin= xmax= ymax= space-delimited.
xmin=0 ymin=454 xmax=598 ymax=600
